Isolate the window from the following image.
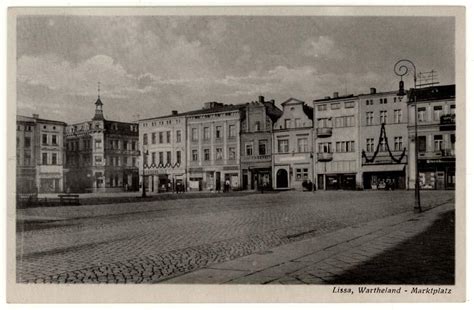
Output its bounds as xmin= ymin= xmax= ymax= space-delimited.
xmin=192 ymin=150 xmax=198 ymax=161
xmin=278 ymin=139 xmax=289 ymax=153
xmin=123 ymin=140 xmax=128 ymax=150
xmin=143 ymin=134 xmax=148 ymax=145
xmin=159 ymin=152 xmax=163 ymax=164
xmin=297 ymin=138 xmax=308 ymax=152
xmin=192 ymin=128 xmax=198 ymax=141
xmin=336 ymin=141 xmax=355 ymax=153
xmin=433 ymin=106 xmax=443 ymax=121
xmin=42 ymin=134 xmax=48 ymax=145
xmin=123 ymin=156 xmax=128 ymax=167
xmin=258 ymin=140 xmax=266 ymax=155
xmin=215 ymin=126 xmax=222 ymax=139
xmin=380 ymin=110 xmax=387 ymax=124
xmin=296 ymin=168 xmax=309 ymax=180
xmin=176 ymin=130 xmax=182 ymax=143
xmin=394 ymin=137 xmax=403 ymax=151
xmin=95 ymin=156 xmax=102 ymax=163
xmin=450 ymin=104 xmax=455 ymax=114
xmin=166 ymin=151 xmax=171 ymax=164
xmin=132 ymin=141 xmax=136 ymax=150
xmin=366 ymin=112 xmax=374 ymax=125
xmin=42 ymin=153 xmax=48 ymax=165
xmin=331 ymin=102 xmax=341 ymax=110
xmin=52 ymin=135 xmax=58 ymax=145
xmin=366 ymin=138 xmax=375 ymax=152
xmin=166 ymin=131 xmax=171 ymax=143
xmin=159 ymin=132 xmax=163 ymax=144
xmin=95 ymin=139 xmax=102 ymax=149
xmin=204 ymin=149 xmax=210 ymax=161
xmin=51 ymin=153 xmax=57 ymax=165
xmin=318 ymin=142 xmax=332 ymax=153
xmin=176 ymin=151 xmax=181 ymax=164
xmin=203 ymin=127 xmax=210 ymax=140
xmin=394 ymin=109 xmax=402 ymax=123
xmin=255 ymin=121 xmax=261 ymax=131
xmin=318 ymin=118 xmax=332 ymax=128
xmin=216 ymin=148 xmax=223 ymax=160
xmin=380 ymin=140 xmax=387 ymax=152
xmin=24 ymin=137 xmax=31 ymax=148
xmin=151 ymin=133 xmax=156 ymax=144
xmin=151 ymin=152 xmax=156 ymax=165
xmin=24 ymin=152 xmax=31 ymax=166
xmin=418 ymin=107 xmax=426 ymax=122
xmin=229 ymin=147 xmax=236 ymax=160
xmin=418 ymin=136 xmax=427 ymax=152
xmin=394 ymin=97 xmax=397 ymax=103
xmin=345 ymin=101 xmax=355 ymax=108
xmin=434 ymin=135 xmax=443 ymax=151
xmin=246 ymin=143 xmax=253 ymax=156
xmin=295 ymin=118 xmax=302 ymax=128
xmin=132 ymin=157 xmax=136 ymax=167
xmin=317 ymin=104 xmax=327 ymax=111
xmin=284 ymin=119 xmax=291 ymax=129
xmin=229 ymin=124 xmax=236 ymax=137
xmin=144 ymin=154 xmax=148 ymax=166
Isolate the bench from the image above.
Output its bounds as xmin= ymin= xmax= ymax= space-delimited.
xmin=57 ymin=194 xmax=80 ymax=205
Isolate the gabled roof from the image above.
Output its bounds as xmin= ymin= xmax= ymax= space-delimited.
xmin=281 ymin=98 xmax=305 ymax=106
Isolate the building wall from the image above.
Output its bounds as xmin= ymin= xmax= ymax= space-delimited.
xmin=16 ymin=115 xmax=66 ymax=194
xmin=313 ymin=96 xmax=360 ymax=190
xmin=272 ymin=99 xmax=313 ymax=191
xmin=240 ymin=102 xmax=274 ymax=190
xmin=138 ymin=114 xmax=187 ymax=193
xmin=358 ymin=91 xmax=408 ymax=189
xmin=65 ymin=119 xmax=139 ymax=192
xmin=186 ymin=109 xmax=241 ymax=191
xmin=407 ymin=95 xmax=455 ymax=190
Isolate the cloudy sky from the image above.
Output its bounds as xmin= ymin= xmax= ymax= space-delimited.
xmin=17 ymin=15 xmax=455 ymax=123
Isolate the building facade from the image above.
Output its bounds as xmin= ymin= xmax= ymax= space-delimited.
xmin=240 ymin=96 xmax=282 ymax=191
xmin=138 ymin=110 xmax=187 ymax=193
xmin=313 ymin=93 xmax=360 ymax=190
xmin=358 ymin=88 xmax=408 ymax=190
xmin=65 ymin=96 xmax=140 ymax=193
xmin=16 ymin=114 xmax=66 ymax=193
xmin=186 ymin=102 xmax=245 ymax=191
xmin=407 ymin=84 xmax=455 ymax=190
xmin=272 ymin=98 xmax=314 ymax=191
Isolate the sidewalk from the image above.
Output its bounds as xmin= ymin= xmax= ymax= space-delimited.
xmin=163 ymin=202 xmax=455 ymax=284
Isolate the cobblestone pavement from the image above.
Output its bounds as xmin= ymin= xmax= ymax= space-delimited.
xmin=16 ymin=190 xmax=454 ymax=283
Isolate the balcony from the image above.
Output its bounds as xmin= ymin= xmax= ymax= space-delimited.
xmin=317 ymin=152 xmax=333 ymax=162
xmin=316 ymin=127 xmax=333 ymax=138
xmin=440 ymin=114 xmax=455 ymax=131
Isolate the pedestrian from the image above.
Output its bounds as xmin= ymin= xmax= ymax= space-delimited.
xmin=225 ymin=179 xmax=230 ymax=192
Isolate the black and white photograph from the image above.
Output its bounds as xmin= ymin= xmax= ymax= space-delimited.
xmin=7 ymin=6 xmax=465 ymax=303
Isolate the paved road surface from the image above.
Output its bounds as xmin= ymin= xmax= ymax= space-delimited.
xmin=16 ymin=190 xmax=454 ymax=283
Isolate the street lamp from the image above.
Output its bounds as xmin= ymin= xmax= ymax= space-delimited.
xmin=394 ymin=59 xmax=421 ymax=212
xmin=141 ymin=146 xmax=149 ymax=198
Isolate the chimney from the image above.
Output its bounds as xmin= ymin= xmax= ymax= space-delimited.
xmin=370 ymin=87 xmax=376 ymax=94
xmin=333 ymin=92 xmax=339 ymax=98
xmin=171 ymin=110 xmax=178 ymax=115
xmin=258 ymin=95 xmax=265 ymax=103
xmin=32 ymin=113 xmax=39 ymax=119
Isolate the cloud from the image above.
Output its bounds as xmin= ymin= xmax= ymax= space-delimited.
xmin=302 ymin=36 xmax=343 ymax=59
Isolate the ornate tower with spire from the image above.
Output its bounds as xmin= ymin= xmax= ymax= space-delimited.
xmin=92 ymin=81 xmax=105 ymax=121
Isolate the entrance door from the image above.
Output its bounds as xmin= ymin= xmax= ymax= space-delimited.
xmin=276 ymin=169 xmax=288 ymax=188
xmin=216 ymin=171 xmax=221 ymax=191
xmin=318 ymin=174 xmax=324 ymax=190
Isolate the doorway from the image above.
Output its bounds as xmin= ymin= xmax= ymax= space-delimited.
xmin=276 ymin=169 xmax=288 ymax=188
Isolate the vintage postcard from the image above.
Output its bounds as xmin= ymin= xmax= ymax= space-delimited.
xmin=6 ymin=6 xmax=465 ymax=303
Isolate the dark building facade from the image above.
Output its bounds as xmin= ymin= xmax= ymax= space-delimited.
xmin=407 ymin=84 xmax=456 ymax=190
xmin=65 ymin=96 xmax=140 ymax=193
xmin=240 ymin=96 xmax=282 ymax=190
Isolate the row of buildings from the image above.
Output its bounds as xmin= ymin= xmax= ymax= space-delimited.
xmin=16 ymin=83 xmax=456 ymax=194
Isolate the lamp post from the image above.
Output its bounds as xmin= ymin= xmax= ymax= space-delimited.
xmin=394 ymin=59 xmax=421 ymax=212
xmin=141 ymin=146 xmax=149 ymax=198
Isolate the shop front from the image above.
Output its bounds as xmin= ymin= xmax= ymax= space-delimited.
xmin=418 ymin=159 xmax=455 ymax=190
xmin=242 ymin=167 xmax=272 ymax=190
xmin=325 ymin=174 xmax=357 ymax=190
xmin=273 ymin=153 xmax=312 ymax=190
xmin=361 ymin=164 xmax=406 ymax=190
